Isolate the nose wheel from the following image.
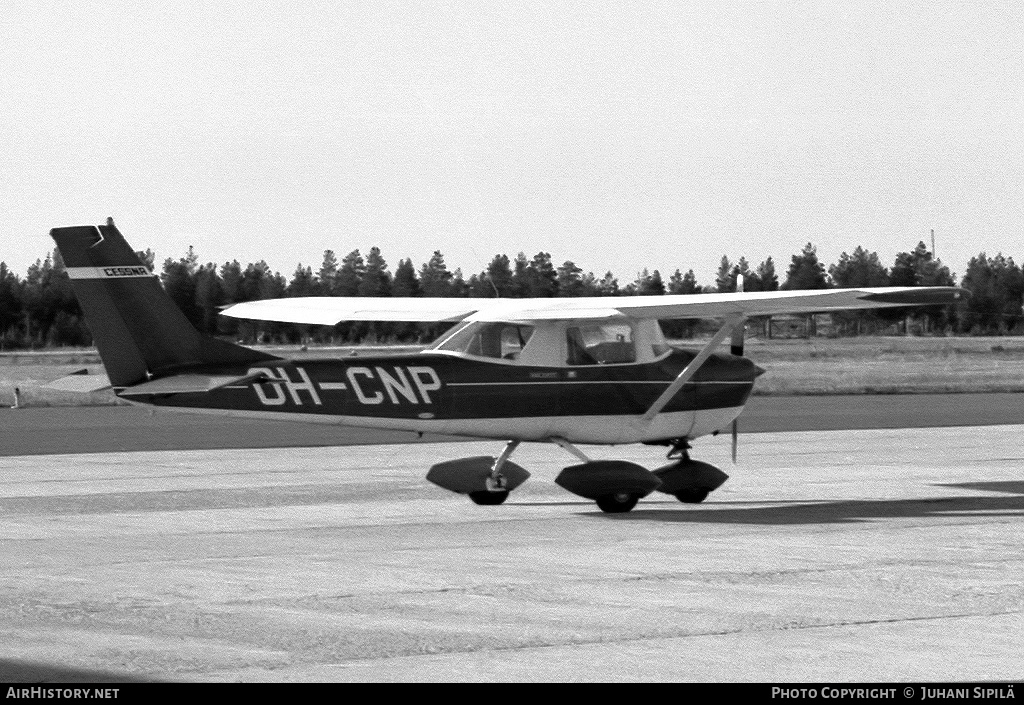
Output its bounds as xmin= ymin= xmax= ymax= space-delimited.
xmin=595 ymin=492 xmax=640 ymax=513
xmin=673 ymin=488 xmax=710 ymax=504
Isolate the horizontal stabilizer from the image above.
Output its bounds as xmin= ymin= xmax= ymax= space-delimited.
xmin=44 ymin=369 xmax=112 ymax=393
xmin=118 ymin=370 xmax=268 ymax=397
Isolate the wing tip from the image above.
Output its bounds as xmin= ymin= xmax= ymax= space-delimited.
xmin=859 ymin=287 xmax=968 ymax=305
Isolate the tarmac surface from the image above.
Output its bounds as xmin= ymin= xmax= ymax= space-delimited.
xmin=0 ymin=396 xmax=1023 ymax=682
xmin=4 ymin=393 xmax=1024 ymax=456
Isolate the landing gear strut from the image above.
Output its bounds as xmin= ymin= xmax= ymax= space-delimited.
xmin=467 ymin=441 xmax=519 ymax=504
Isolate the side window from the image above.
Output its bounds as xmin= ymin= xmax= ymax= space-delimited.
xmin=566 ymin=324 xmax=636 ymax=365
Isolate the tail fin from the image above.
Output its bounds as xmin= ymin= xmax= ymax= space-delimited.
xmin=51 ymin=219 xmax=279 ymax=387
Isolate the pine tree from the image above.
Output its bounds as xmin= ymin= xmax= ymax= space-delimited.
xmin=829 ymin=247 xmax=889 ymax=287
xmin=510 ymin=253 xmax=530 ymax=297
xmin=317 ymin=250 xmax=339 ymax=296
xmin=715 ymin=255 xmax=733 ymax=292
xmin=162 ymin=251 xmax=201 ymax=327
xmin=287 ymin=264 xmax=317 ymax=297
xmin=828 ymin=247 xmax=888 ymax=334
xmin=239 ymin=261 xmax=272 ymax=301
xmin=668 ymin=268 xmax=701 ymax=294
xmin=596 ymin=271 xmax=619 ymax=296
xmin=391 ymin=258 xmax=420 ymax=297
xmin=420 ymin=251 xmax=454 ymax=297
xmin=556 ymin=261 xmax=585 ymax=297
xmin=734 ymin=256 xmax=760 ymax=291
xmin=194 ymin=263 xmax=224 ymax=335
xmin=336 ymin=250 xmax=365 ymax=297
xmin=634 ymin=269 xmax=666 ymax=295
xmin=889 ymin=242 xmax=957 ymax=333
xmin=135 ymin=249 xmax=156 ymax=272
xmin=782 ymin=243 xmax=829 ymax=290
xmin=961 ymin=253 xmax=1024 ymax=333
xmin=756 ymin=257 xmax=779 ymax=291
xmin=484 ymin=254 xmax=513 ymax=297
xmin=22 ymin=256 xmax=48 ymax=345
xmin=526 ymin=252 xmax=558 ymax=297
xmin=358 ymin=247 xmax=391 ymax=297
xmin=0 ymin=262 xmax=22 ymax=346
xmin=577 ymin=271 xmax=601 ymax=297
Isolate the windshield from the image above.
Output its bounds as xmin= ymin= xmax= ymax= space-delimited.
xmin=434 ymin=321 xmax=536 ymax=360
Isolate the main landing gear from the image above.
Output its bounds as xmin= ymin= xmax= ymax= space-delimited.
xmin=426 ymin=437 xmax=730 ymax=514
xmin=426 ymin=440 xmax=530 ymax=507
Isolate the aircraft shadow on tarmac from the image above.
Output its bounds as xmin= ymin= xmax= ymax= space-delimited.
xmin=593 ymin=480 xmax=1024 ymax=525
xmin=0 ymin=658 xmax=159 ymax=683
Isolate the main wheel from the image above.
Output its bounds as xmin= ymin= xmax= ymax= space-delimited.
xmin=595 ymin=492 xmax=640 ymax=514
xmin=674 ymin=488 xmax=710 ymax=504
xmin=468 ymin=490 xmax=510 ymax=505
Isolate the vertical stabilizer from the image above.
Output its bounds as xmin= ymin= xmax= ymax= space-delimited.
xmin=51 ymin=220 xmax=278 ymax=386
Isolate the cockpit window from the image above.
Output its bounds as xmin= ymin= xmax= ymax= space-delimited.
xmin=435 ymin=322 xmax=535 ymax=360
xmin=566 ymin=323 xmax=636 ymax=365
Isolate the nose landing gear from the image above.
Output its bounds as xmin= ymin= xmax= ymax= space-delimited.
xmin=652 ymin=440 xmax=729 ymax=505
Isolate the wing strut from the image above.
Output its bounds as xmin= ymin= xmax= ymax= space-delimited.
xmin=640 ymin=315 xmax=745 ymax=425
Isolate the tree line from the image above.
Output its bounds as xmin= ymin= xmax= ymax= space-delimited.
xmin=0 ymin=239 xmax=1021 ymax=349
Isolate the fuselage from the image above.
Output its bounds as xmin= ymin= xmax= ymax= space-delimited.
xmin=126 ymin=348 xmax=762 ymax=444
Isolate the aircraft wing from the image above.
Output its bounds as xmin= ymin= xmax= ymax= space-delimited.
xmin=220 ymin=296 xmax=501 ymax=325
xmin=492 ymin=286 xmax=965 ymax=321
xmin=221 ymin=287 xmax=964 ymax=325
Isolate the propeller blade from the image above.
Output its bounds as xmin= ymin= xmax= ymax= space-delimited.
xmin=731 ymin=418 xmax=738 ymax=463
xmin=730 ymin=318 xmax=745 ymax=356
xmin=729 ymin=315 xmax=745 ymax=461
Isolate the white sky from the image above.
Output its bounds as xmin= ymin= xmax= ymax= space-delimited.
xmin=3 ymin=1 xmax=1023 ymax=285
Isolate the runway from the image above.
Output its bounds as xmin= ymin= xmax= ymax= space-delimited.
xmin=1 ymin=405 xmax=1023 ymax=681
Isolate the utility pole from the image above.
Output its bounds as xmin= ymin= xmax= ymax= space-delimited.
xmin=931 ymin=229 xmax=936 ymax=259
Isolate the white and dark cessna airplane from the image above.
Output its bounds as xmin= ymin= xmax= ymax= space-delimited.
xmin=49 ymin=220 xmax=964 ymax=513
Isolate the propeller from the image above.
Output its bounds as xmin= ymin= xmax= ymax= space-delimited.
xmin=730 ymin=320 xmax=744 ymax=463
xmin=730 ymin=273 xmax=745 ymax=464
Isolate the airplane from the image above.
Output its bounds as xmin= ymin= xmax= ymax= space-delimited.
xmin=48 ymin=220 xmax=965 ymax=513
